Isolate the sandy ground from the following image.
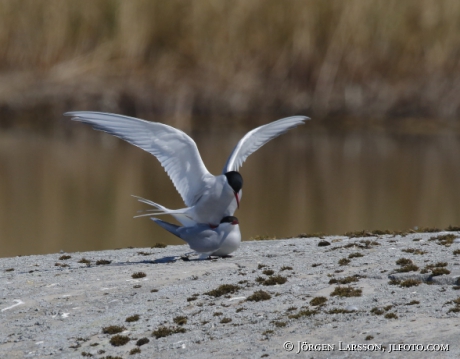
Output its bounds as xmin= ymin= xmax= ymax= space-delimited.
xmin=1 ymin=232 xmax=460 ymax=359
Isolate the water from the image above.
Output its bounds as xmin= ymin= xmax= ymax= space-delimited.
xmin=1 ymin=125 xmax=460 ymax=258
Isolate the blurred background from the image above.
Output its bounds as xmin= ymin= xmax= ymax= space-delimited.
xmin=2 ymin=0 xmax=460 ymax=257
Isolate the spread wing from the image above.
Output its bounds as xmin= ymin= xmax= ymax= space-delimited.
xmin=223 ymin=116 xmax=309 ymax=173
xmin=64 ymin=111 xmax=211 ymax=207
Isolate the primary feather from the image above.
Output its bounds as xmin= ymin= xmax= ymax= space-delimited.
xmin=223 ymin=116 xmax=309 ymax=173
xmin=64 ymin=111 xmax=211 ymax=207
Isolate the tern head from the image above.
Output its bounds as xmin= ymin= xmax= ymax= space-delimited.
xmin=220 ymin=216 xmax=239 ymax=225
xmin=224 ymin=171 xmax=243 ymax=208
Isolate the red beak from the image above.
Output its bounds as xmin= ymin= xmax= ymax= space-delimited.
xmin=234 ymin=192 xmax=240 ymax=208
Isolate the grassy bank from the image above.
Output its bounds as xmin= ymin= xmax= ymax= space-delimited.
xmin=1 ymin=0 xmax=460 ymax=130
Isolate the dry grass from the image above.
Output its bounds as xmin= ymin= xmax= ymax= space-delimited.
xmin=3 ymin=1 xmax=460 ymax=73
xmin=2 ymin=1 xmax=460 ymax=123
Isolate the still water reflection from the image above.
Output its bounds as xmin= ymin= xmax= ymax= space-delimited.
xmin=1 ymin=126 xmax=460 ymax=258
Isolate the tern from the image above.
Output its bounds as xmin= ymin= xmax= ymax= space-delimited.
xmin=152 ymin=216 xmax=241 ymax=258
xmin=64 ymin=111 xmax=309 ymax=225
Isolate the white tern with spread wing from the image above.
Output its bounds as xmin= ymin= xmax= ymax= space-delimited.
xmin=64 ymin=111 xmax=309 ymax=225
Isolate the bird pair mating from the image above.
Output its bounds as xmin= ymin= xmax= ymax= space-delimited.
xmin=65 ymin=112 xmax=308 ymax=259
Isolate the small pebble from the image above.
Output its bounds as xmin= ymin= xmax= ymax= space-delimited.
xmin=318 ymin=240 xmax=331 ymax=247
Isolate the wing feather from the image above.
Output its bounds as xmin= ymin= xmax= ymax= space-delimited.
xmin=223 ymin=116 xmax=309 ymax=173
xmin=64 ymin=111 xmax=211 ymax=206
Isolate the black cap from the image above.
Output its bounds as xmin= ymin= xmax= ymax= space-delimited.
xmin=224 ymin=171 xmax=243 ymax=193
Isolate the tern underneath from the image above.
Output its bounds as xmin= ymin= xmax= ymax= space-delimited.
xmin=64 ymin=111 xmax=309 ymax=225
xmin=152 ymin=216 xmax=241 ymax=259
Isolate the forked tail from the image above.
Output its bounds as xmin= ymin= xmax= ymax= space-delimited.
xmin=132 ymin=195 xmax=196 ymax=226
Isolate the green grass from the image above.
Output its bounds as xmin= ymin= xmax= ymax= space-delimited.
xmin=329 ymin=276 xmax=360 ymax=285
xmin=330 ymin=286 xmax=362 ymax=297
xmin=288 ymin=309 xmax=318 ymax=319
xmin=205 ymin=284 xmax=240 ymax=297
xmin=247 ymin=290 xmax=271 ymax=302
xmin=310 ymin=296 xmax=327 ymax=306
xmin=102 ymin=325 xmax=125 ymax=335
xmin=125 ymin=315 xmax=140 ymax=323
xmin=429 ymin=234 xmax=458 ymax=246
xmin=152 ymin=326 xmax=186 ymax=339
xmin=109 ymin=335 xmax=130 ymax=346
xmin=399 ymin=279 xmax=421 ymax=287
